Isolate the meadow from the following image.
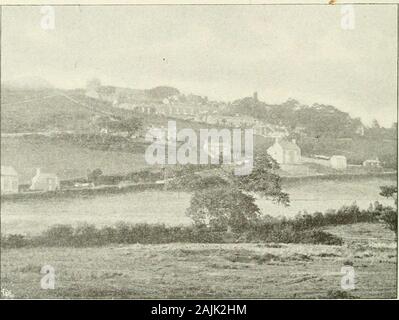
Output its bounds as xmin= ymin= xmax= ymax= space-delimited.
xmin=1 ymin=175 xmax=396 ymax=235
xmin=1 ymin=136 xmax=149 ymax=184
xmin=1 ymin=223 xmax=396 ymax=299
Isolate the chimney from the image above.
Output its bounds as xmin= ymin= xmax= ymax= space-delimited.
xmin=36 ymin=168 xmax=41 ymax=176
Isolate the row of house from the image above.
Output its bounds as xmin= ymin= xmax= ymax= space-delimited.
xmin=1 ymin=167 xmax=60 ymax=194
xmin=1 ymin=147 xmax=383 ymax=196
xmin=195 ymin=114 xmax=288 ymax=138
xmin=266 ymin=139 xmax=381 ymax=170
xmin=115 ymin=102 xmax=219 ymax=118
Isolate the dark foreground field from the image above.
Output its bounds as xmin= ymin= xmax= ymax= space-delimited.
xmin=1 ymin=223 xmax=396 ymax=299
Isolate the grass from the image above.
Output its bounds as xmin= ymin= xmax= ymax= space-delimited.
xmin=1 ymin=202 xmax=390 ymax=248
xmin=1 ymin=136 xmax=149 ymax=184
xmin=1 ymin=223 xmax=396 ymax=299
xmin=0 ymin=223 xmax=343 ymax=248
xmin=2 ymin=176 xmax=396 ymax=236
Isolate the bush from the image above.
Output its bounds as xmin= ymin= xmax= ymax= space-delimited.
xmin=1 ymin=234 xmax=28 ymax=248
xmin=39 ymin=224 xmax=74 ymax=246
xmin=375 ymin=206 xmax=397 ymax=234
xmin=243 ymin=224 xmax=342 ymax=245
xmin=8 ymin=203 xmax=390 ymax=249
xmin=1 ymin=221 xmax=342 ymax=248
xmin=325 ymin=290 xmax=358 ymax=299
xmin=186 ymin=187 xmax=261 ymax=232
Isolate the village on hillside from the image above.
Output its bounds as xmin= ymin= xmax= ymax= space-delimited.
xmin=1 ymin=81 xmax=395 ymax=197
xmin=1 ymin=4 xmax=398 ymax=301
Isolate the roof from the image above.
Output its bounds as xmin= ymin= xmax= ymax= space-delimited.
xmin=1 ymin=165 xmax=18 ymax=176
xmin=277 ymin=139 xmax=301 ymax=151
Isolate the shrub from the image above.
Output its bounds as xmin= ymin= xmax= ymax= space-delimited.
xmin=1 ymin=222 xmax=342 ymax=248
xmin=376 ymin=206 xmax=397 ymax=234
xmin=1 ymin=234 xmax=28 ymax=248
xmin=73 ymin=223 xmax=103 ymax=246
xmin=378 ymin=185 xmax=398 ymax=233
xmin=186 ymin=187 xmax=261 ymax=232
xmin=334 ymin=203 xmax=361 ymax=225
xmin=325 ymin=290 xmax=358 ymax=299
xmin=300 ymin=230 xmax=343 ymax=245
xmin=39 ymin=224 xmax=74 ymax=246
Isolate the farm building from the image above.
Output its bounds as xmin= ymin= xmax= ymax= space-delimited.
xmin=363 ymin=158 xmax=382 ymax=168
xmin=30 ymin=168 xmax=60 ymax=192
xmin=1 ymin=165 xmax=19 ymax=194
xmin=330 ymin=155 xmax=347 ymax=170
xmin=267 ymin=138 xmax=301 ymax=164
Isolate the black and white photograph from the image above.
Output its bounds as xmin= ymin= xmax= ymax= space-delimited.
xmin=0 ymin=1 xmax=398 ymax=302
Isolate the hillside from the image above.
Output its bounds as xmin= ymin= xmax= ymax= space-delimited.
xmin=1 ymin=135 xmax=149 ymax=184
xmin=1 ymin=85 xmax=397 ymax=174
xmin=0 ymin=88 xmax=111 ymax=133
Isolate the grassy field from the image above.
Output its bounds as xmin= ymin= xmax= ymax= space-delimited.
xmin=1 ymin=136 xmax=149 ymax=184
xmin=1 ymin=223 xmax=396 ymax=299
xmin=2 ymin=176 xmax=396 ymax=236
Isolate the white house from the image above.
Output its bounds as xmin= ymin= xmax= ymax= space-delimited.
xmin=267 ymin=138 xmax=301 ymax=164
xmin=30 ymin=168 xmax=60 ymax=192
xmin=1 ymin=165 xmax=19 ymax=194
xmin=330 ymin=155 xmax=347 ymax=170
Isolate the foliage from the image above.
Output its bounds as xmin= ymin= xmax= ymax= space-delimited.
xmin=234 ymin=150 xmax=289 ymax=205
xmin=169 ymin=174 xmax=229 ymax=191
xmin=145 ymin=86 xmax=180 ymax=100
xmin=228 ymin=97 xmax=363 ymax=138
xmin=379 ymin=185 xmax=398 ymax=206
xmin=119 ymin=117 xmax=143 ymax=138
xmin=183 ymin=151 xmax=289 ymax=231
xmin=326 ymin=290 xmax=358 ymax=299
xmin=186 ymin=187 xmax=260 ymax=232
xmin=5 ymin=202 xmax=395 ymax=248
xmin=377 ymin=185 xmax=398 ymax=233
xmin=1 ymin=222 xmax=342 ymax=248
xmin=87 ymin=168 xmax=103 ymax=183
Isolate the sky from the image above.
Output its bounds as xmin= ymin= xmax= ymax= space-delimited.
xmin=1 ymin=5 xmax=397 ymax=127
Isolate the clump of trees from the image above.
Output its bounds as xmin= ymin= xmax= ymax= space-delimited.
xmin=187 ymin=188 xmax=261 ymax=232
xmin=376 ymin=185 xmax=397 ymax=234
xmin=228 ymin=97 xmax=363 ymax=139
xmin=173 ymin=150 xmax=289 ymax=232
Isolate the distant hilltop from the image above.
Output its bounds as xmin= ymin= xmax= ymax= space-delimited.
xmin=86 ymin=78 xmax=183 ymax=104
xmin=2 ymin=76 xmax=54 ymax=91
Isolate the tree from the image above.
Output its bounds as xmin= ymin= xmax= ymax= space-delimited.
xmin=380 ymin=185 xmax=398 ymax=206
xmin=234 ymin=150 xmax=290 ymax=205
xmin=185 ymin=151 xmax=289 ymax=232
xmin=146 ymin=86 xmax=180 ymax=100
xmin=377 ymin=185 xmax=397 ymax=234
xmin=120 ymin=117 xmax=143 ymax=138
xmin=87 ymin=168 xmax=103 ymax=184
xmin=371 ymin=119 xmax=380 ymax=129
xmin=169 ymin=174 xmax=229 ymax=192
xmin=186 ymin=187 xmax=260 ymax=232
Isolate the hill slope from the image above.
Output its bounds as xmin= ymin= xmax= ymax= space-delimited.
xmin=0 ymin=88 xmax=115 ymax=133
